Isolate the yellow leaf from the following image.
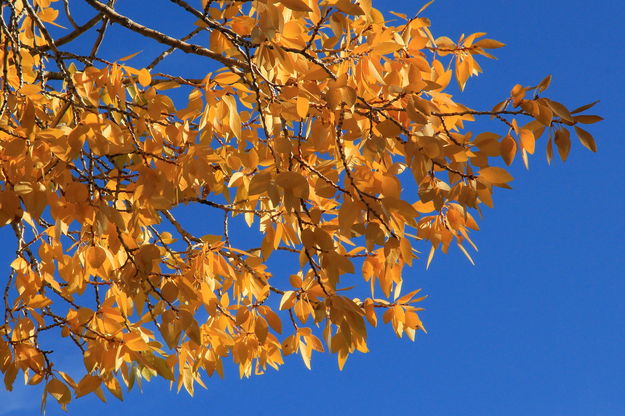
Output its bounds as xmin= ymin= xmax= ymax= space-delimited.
xmin=389 ymin=11 xmax=407 ymax=19
xmin=296 ymin=96 xmax=310 ymax=119
xmin=137 ymin=68 xmax=151 ymax=87
xmin=76 ymin=375 xmax=101 ymax=398
xmin=261 ymin=308 xmax=282 ymax=334
xmin=153 ymin=81 xmax=180 ymax=90
xmin=279 ymin=0 xmax=312 ymax=12
xmin=254 ymin=317 xmax=269 ymax=343
xmin=19 ymin=84 xmax=41 ymax=97
xmin=416 ymin=0 xmax=435 ymax=16
xmin=455 ymin=57 xmax=470 ymax=91
xmin=521 ymin=148 xmax=529 ymax=169
xmin=335 ymin=0 xmax=365 ymax=15
xmin=479 ymin=166 xmax=513 ymax=184
xmin=536 ymin=103 xmax=553 ymax=126
xmin=338 ymin=199 xmax=361 ymax=235
xmin=86 ymin=246 xmax=106 ymax=269
xmin=325 ymin=86 xmax=356 ymax=108
xmin=414 ymin=200 xmax=435 ymax=213
xmin=275 ymin=136 xmax=292 ymax=154
xmin=376 ymin=119 xmax=402 ymax=137
xmin=213 ymin=71 xmax=241 ymax=85
xmin=28 ymin=294 xmax=52 ymax=308
xmin=300 ymin=340 xmax=312 ymax=369
xmin=248 ymin=172 xmax=272 ymax=196
xmin=426 ymin=245 xmax=436 ymax=270
xmin=457 ymin=243 xmax=475 ymax=265
xmin=118 ymin=51 xmax=142 ymax=61
xmin=275 ymin=171 xmax=309 ymax=199
xmin=46 ymin=379 xmax=71 ymax=408
xmin=473 ymin=38 xmax=505 ymax=49
xmin=337 ymin=349 xmax=349 ymax=370
xmin=373 ymin=42 xmax=403 ymax=55
xmin=519 ymin=129 xmax=535 ymax=154
xmin=279 ymin=291 xmax=297 ymax=310
xmin=500 ymin=134 xmax=517 ymax=166
xmin=104 ymin=376 xmax=123 ymax=401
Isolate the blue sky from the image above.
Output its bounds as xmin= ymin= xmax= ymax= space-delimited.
xmin=2 ymin=0 xmax=624 ymax=415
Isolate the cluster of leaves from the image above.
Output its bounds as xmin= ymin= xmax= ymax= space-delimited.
xmin=0 ymin=0 xmax=599 ymax=410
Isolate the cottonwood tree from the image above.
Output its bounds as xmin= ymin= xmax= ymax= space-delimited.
xmin=0 ymin=0 xmax=600 ymax=410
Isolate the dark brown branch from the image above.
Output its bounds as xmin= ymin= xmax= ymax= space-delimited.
xmin=84 ymin=0 xmax=247 ymax=70
xmin=146 ymin=26 xmax=204 ymax=70
xmin=37 ymin=12 xmax=105 ymax=52
xmin=167 ymin=0 xmax=252 ymax=48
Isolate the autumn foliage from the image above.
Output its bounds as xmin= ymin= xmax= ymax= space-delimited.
xmin=0 ymin=0 xmax=600 ymax=410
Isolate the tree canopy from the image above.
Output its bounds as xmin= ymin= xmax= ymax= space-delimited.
xmin=0 ymin=0 xmax=600 ymax=410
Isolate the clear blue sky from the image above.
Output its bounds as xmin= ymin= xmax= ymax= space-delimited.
xmin=2 ymin=1 xmax=624 ymax=415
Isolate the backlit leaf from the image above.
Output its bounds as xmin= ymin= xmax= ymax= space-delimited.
xmin=279 ymin=0 xmax=312 ymax=12
xmin=0 ymin=0 xmax=600 ymax=404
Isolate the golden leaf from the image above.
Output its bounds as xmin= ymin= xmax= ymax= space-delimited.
xmin=500 ymin=135 xmax=517 ymax=166
xmin=46 ymin=379 xmax=71 ymax=408
xmin=137 ymin=69 xmax=151 ymax=87
xmin=86 ymin=246 xmax=106 ymax=269
xmin=473 ymin=38 xmax=505 ymax=49
xmin=296 ymin=96 xmax=310 ymax=119
xmin=276 ymin=171 xmax=309 ymax=199
xmin=213 ymin=71 xmax=241 ymax=85
xmin=123 ymin=332 xmax=150 ymax=352
xmin=279 ymin=0 xmax=312 ymax=12
xmin=519 ymin=129 xmax=535 ymax=154
xmin=376 ymin=119 xmax=402 ymax=137
xmin=279 ymin=291 xmax=297 ymax=310
xmin=76 ymin=375 xmax=101 ymax=398
xmin=0 ymin=0 xmax=601 ymax=402
xmin=479 ymin=167 xmax=514 ymax=184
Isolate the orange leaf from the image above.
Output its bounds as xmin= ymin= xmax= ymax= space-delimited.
xmin=473 ymin=38 xmax=505 ymax=49
xmin=500 ymin=135 xmax=517 ymax=166
xmin=46 ymin=379 xmax=71 ymax=409
xmin=123 ymin=332 xmax=150 ymax=352
xmin=213 ymin=71 xmax=241 ymax=85
xmin=76 ymin=375 xmax=101 ymax=398
xmin=296 ymin=96 xmax=310 ymax=119
xmin=479 ymin=167 xmax=514 ymax=184
xmin=86 ymin=246 xmax=106 ymax=269
xmin=519 ymin=129 xmax=535 ymax=154
xmin=554 ymin=128 xmax=571 ymax=161
xmin=574 ymin=126 xmax=597 ymax=152
xmin=573 ymin=115 xmax=603 ymax=124
xmin=279 ymin=0 xmax=312 ymax=12
xmin=137 ymin=68 xmax=151 ymax=87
